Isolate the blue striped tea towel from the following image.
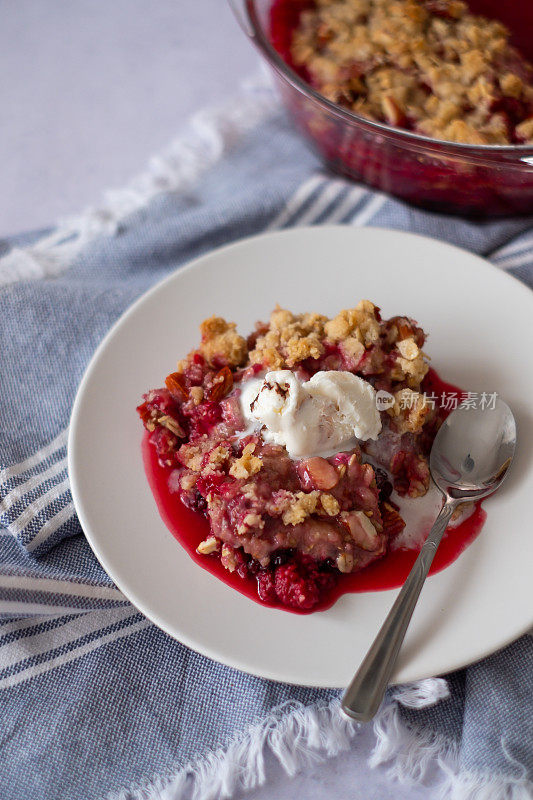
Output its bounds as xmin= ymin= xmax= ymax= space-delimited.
xmin=0 ymin=79 xmax=532 ymax=800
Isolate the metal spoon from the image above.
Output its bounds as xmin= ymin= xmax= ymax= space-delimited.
xmin=341 ymin=398 xmax=516 ymax=723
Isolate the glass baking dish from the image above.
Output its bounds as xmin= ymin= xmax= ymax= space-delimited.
xmin=230 ymin=0 xmax=533 ymax=216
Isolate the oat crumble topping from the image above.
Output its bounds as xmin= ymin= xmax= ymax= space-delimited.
xmin=229 ymin=442 xmax=263 ymax=479
xmin=290 ymin=0 xmax=533 ymax=145
xmin=249 ymin=305 xmax=327 ymax=368
xmin=198 ymin=316 xmax=248 ymax=368
xmin=281 ymin=490 xmax=321 ymax=525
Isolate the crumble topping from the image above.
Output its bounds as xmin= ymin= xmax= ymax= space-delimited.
xmin=221 ymin=544 xmax=238 ymax=572
xmin=189 ymin=386 xmax=204 ymax=405
xmin=137 ymin=299 xmax=444 ymax=611
xmin=246 ymin=300 xmax=429 ymax=389
xmin=516 ymin=118 xmax=533 ymax=141
xmin=290 ymin=0 xmax=533 ymax=145
xmin=281 ymin=490 xmax=320 ymax=525
xmin=249 ymin=306 xmax=327 ymax=368
xmin=198 ymin=316 xmax=248 ymax=368
xmin=180 ymin=473 xmax=198 ymax=492
xmin=396 ymin=336 xmax=419 ymax=360
xmin=229 ymin=442 xmax=263 ymax=479
xmin=178 ymin=442 xmax=204 ymax=472
xmin=273 ymin=489 xmax=343 ymax=526
xmin=342 ymin=336 xmax=365 ymax=362
xmin=324 ymin=300 xmax=380 ymax=345
xmin=320 ymin=493 xmax=341 ymax=516
xmin=395 ymin=354 xmax=428 ymax=386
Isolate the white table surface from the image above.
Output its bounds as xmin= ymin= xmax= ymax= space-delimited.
xmin=0 ymin=1 xmax=446 ymax=797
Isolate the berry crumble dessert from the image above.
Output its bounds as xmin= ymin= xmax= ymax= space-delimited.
xmin=286 ymin=0 xmax=533 ymax=145
xmin=137 ymin=300 xmax=457 ymax=612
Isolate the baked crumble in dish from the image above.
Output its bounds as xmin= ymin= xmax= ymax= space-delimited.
xmin=287 ymin=0 xmax=533 ymax=145
xmin=137 ymin=300 xmax=454 ymax=612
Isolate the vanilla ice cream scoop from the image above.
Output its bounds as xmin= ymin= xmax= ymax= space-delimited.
xmin=239 ymin=369 xmax=381 ymax=459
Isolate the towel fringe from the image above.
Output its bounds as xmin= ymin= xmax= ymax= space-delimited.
xmin=437 ymin=761 xmax=533 ymax=800
xmin=105 ymin=697 xmax=357 ymax=800
xmin=0 ymin=74 xmax=276 ymax=287
xmin=104 ymin=681 xmax=532 ymax=800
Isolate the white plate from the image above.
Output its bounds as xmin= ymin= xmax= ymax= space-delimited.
xmin=69 ymin=227 xmax=533 ymax=688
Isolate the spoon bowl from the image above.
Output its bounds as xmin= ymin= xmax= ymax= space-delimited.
xmin=430 ymin=399 xmax=517 ymax=500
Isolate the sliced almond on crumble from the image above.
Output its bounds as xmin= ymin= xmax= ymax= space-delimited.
xmin=341 ymin=510 xmax=380 ymax=552
xmin=158 ymin=415 xmax=185 ymax=438
xmin=300 ymin=457 xmax=339 ymax=490
xmin=196 ymin=537 xmax=219 ymax=556
xmin=206 ymin=366 xmax=233 ymax=401
xmin=336 ymin=553 xmax=354 ymax=573
xmin=381 ymin=96 xmax=406 ymax=126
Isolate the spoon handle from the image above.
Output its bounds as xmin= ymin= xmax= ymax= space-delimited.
xmin=341 ymin=498 xmax=457 ymax=723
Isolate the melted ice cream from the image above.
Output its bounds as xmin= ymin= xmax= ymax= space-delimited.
xmin=239 ymin=369 xmax=381 ymax=459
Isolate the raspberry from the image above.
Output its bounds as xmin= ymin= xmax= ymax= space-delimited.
xmin=195 ymin=473 xmax=227 ymax=498
xmin=188 ymin=401 xmax=222 ymax=435
xmin=257 ymin=569 xmax=277 ymax=603
xmin=274 ymin=555 xmax=321 ymax=610
xmin=255 ymin=553 xmax=340 ymax=610
xmin=150 ymin=427 xmax=179 ymax=467
xmin=138 ymin=388 xmax=180 ymax=419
